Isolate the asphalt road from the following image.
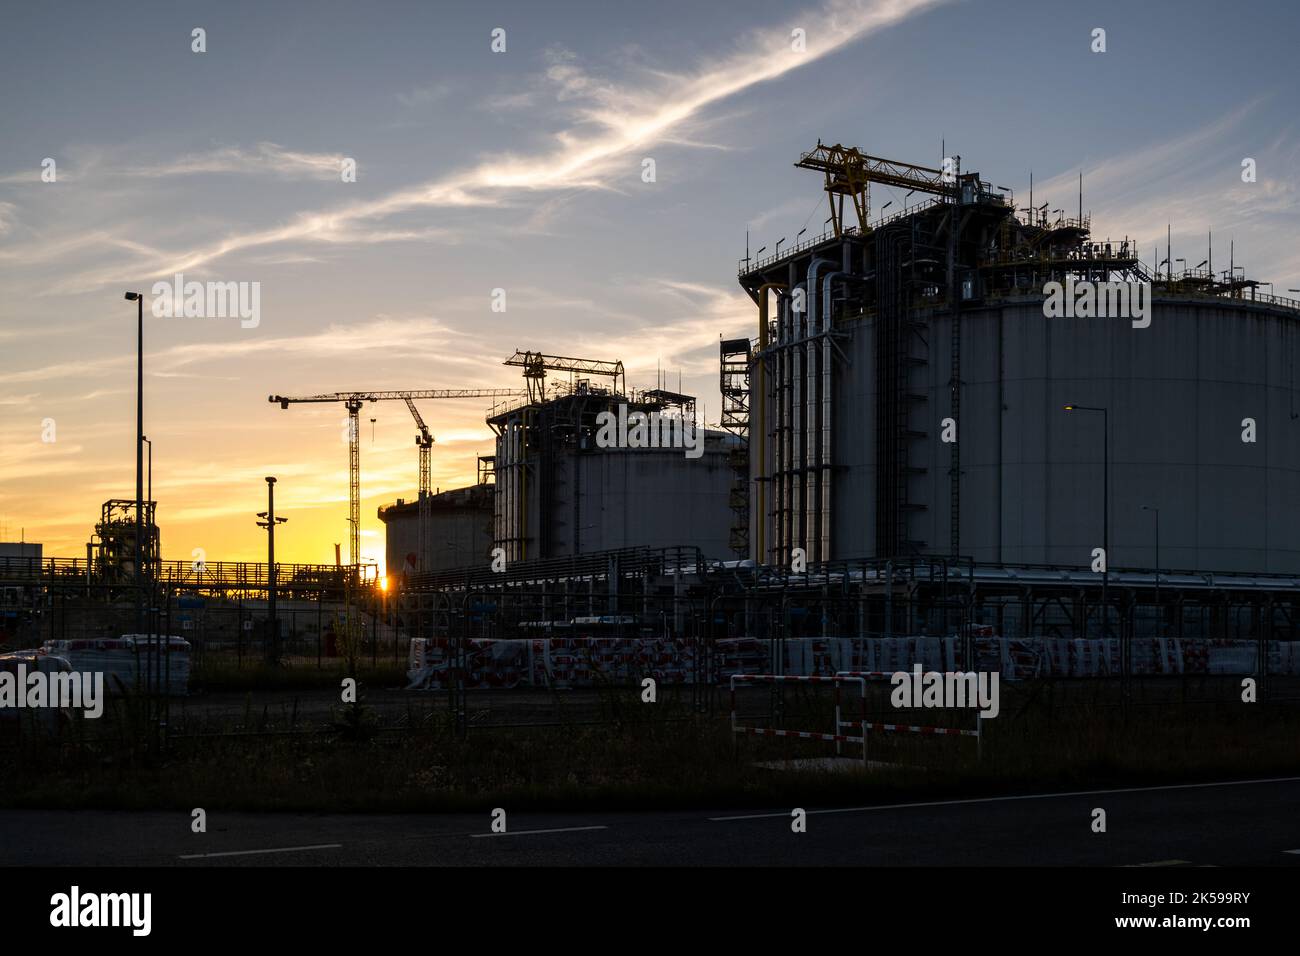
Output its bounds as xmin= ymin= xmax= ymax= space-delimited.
xmin=4 ymin=776 xmax=1300 ymax=866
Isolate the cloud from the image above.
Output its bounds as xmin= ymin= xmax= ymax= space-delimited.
xmin=0 ymin=143 xmax=348 ymax=187
xmin=483 ymin=90 xmax=541 ymax=112
xmin=119 ymin=143 xmax=349 ymax=180
xmin=1029 ymin=100 xmax=1300 ymax=284
xmin=397 ymin=83 xmax=453 ymax=108
xmin=49 ymin=0 xmax=948 ymax=288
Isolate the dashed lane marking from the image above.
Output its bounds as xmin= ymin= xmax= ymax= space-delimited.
xmin=471 ymin=825 xmax=608 ymax=839
xmin=708 ymin=776 xmax=1300 ymax=822
xmin=179 ymin=843 xmax=342 ymax=859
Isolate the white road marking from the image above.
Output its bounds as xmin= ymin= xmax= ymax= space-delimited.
xmin=1127 ymin=860 xmax=1191 ymax=867
xmin=708 ymin=775 xmax=1300 ymax=821
xmin=179 ymin=843 xmax=342 ymax=859
xmin=1284 ymin=849 xmax=1300 ymax=855
xmin=471 ymin=825 xmax=608 ymax=839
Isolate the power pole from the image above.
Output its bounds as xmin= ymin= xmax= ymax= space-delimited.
xmin=257 ymin=476 xmax=288 ymax=665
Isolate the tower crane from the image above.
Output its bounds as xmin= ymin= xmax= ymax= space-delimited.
xmin=268 ymin=389 xmax=521 ymax=567
xmin=403 ymin=397 xmax=434 ymax=571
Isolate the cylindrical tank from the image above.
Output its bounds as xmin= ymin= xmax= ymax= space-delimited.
xmin=762 ymin=295 xmax=1300 ymax=573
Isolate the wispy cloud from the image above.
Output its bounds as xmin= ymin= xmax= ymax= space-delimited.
xmin=1026 ymin=99 xmax=1300 ymax=285
xmin=40 ymin=0 xmax=948 ymax=289
xmin=0 ymin=201 xmax=18 ymax=235
xmin=0 ymin=142 xmax=348 ymax=187
xmin=397 ymin=82 xmax=453 ymax=109
xmin=120 ymin=142 xmax=349 ymax=180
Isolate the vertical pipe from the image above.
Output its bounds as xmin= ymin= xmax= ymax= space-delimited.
xmin=135 ymin=295 xmax=144 ymax=634
xmin=498 ymin=424 xmax=507 ymax=561
xmin=506 ymin=420 xmax=513 ymax=562
xmin=820 ymin=272 xmax=845 ymax=565
xmin=512 ymin=413 xmax=522 ymax=567
xmin=782 ymin=298 xmax=793 ymax=565
xmin=805 ymin=259 xmax=833 ymax=564
xmin=774 ymin=299 xmax=785 ymax=566
xmin=513 ymin=419 xmax=521 ymax=563
xmin=755 ymin=283 xmax=785 ymax=565
xmin=791 ymin=287 xmax=803 ymax=563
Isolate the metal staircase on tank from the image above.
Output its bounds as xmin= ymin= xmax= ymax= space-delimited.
xmin=720 ymin=338 xmax=753 ymax=560
xmin=874 ymin=225 xmax=931 ymax=557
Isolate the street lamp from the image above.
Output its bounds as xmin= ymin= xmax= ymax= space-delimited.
xmin=257 ymin=476 xmax=288 ymax=665
xmin=142 ymin=435 xmax=153 ymax=576
xmin=1142 ymin=505 xmax=1160 ymax=635
xmin=142 ymin=436 xmax=152 ymax=512
xmin=1064 ymin=404 xmax=1110 ymax=642
xmin=124 ymin=291 xmax=144 ymax=633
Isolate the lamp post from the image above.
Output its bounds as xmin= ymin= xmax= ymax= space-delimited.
xmin=1142 ymin=505 xmax=1160 ymax=635
xmin=143 ymin=435 xmax=153 ymax=587
xmin=143 ymin=434 xmax=152 ymax=511
xmin=125 ymin=291 xmax=144 ymax=633
xmin=1064 ymin=404 xmax=1109 ymax=642
xmin=257 ymin=477 xmax=288 ymax=665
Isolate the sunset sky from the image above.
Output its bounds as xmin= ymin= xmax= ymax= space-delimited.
xmin=2 ymin=0 xmax=1297 ymax=573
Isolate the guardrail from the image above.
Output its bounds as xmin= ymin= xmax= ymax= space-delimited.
xmin=738 ymin=226 xmax=864 ymax=276
xmin=0 ymin=556 xmax=378 ymax=590
xmin=404 ymin=545 xmax=710 ymax=591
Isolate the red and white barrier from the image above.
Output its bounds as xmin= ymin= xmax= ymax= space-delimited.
xmin=729 ymin=673 xmax=868 ymax=764
xmin=834 ymin=669 xmax=984 ymax=759
xmin=860 ymin=721 xmax=979 ymax=737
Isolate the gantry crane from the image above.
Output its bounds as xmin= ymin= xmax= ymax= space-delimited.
xmin=268 ymin=389 xmax=520 ymax=567
xmin=794 ymin=141 xmax=956 ymax=237
xmin=503 ymin=350 xmax=625 ymax=401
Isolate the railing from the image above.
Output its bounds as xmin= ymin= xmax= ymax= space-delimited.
xmin=739 ymin=226 xmax=863 ymax=276
xmin=1129 ymin=276 xmax=1300 ymax=314
xmin=404 ymin=544 xmax=709 ymax=591
xmin=739 ymin=195 xmax=969 ymax=276
xmin=872 ymin=195 xmax=945 ymax=230
xmin=1212 ymin=288 xmax=1300 ymax=312
xmin=0 ymin=556 xmax=379 ymax=590
xmin=986 ymin=238 xmax=1138 ymax=268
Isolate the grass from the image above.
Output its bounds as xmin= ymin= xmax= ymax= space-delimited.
xmin=3 ymin=679 xmax=1299 ymax=813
